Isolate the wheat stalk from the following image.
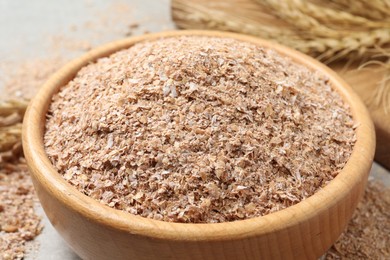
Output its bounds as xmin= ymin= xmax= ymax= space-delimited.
xmin=359 ymin=51 xmax=390 ymax=113
xmin=261 ymin=0 xmax=389 ymax=29
xmin=0 ymin=100 xmax=28 ymax=117
xmin=0 ymin=100 xmax=28 ymax=153
xmin=329 ymin=0 xmax=390 ymax=21
xmin=257 ymin=0 xmax=390 ymax=59
xmin=172 ymin=0 xmax=294 ymax=40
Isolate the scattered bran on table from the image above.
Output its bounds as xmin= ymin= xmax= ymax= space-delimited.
xmin=0 ymin=149 xmax=42 ymax=260
xmin=44 ymin=36 xmax=356 ymax=223
xmin=0 ymin=57 xmax=65 ymax=101
xmin=325 ymin=181 xmax=390 ymax=259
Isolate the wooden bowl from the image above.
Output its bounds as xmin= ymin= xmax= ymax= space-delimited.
xmin=23 ymin=30 xmax=375 ymax=260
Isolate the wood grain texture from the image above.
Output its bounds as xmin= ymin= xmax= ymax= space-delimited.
xmin=172 ymin=0 xmax=390 ymax=170
xmin=23 ymin=30 xmax=375 ymax=260
xmin=331 ymin=64 xmax=390 ymax=168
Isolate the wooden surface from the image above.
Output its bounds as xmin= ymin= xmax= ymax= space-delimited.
xmin=23 ymin=30 xmax=375 ymax=260
xmin=172 ymin=0 xmax=390 ymax=170
xmin=331 ymin=64 xmax=390 ymax=167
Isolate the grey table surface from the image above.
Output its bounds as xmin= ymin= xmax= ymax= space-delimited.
xmin=0 ymin=1 xmax=389 ymax=259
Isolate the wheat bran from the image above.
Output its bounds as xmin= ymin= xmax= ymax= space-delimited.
xmin=44 ymin=36 xmax=356 ymax=223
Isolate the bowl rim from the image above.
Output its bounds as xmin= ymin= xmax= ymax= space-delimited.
xmin=22 ymin=30 xmax=375 ymax=241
